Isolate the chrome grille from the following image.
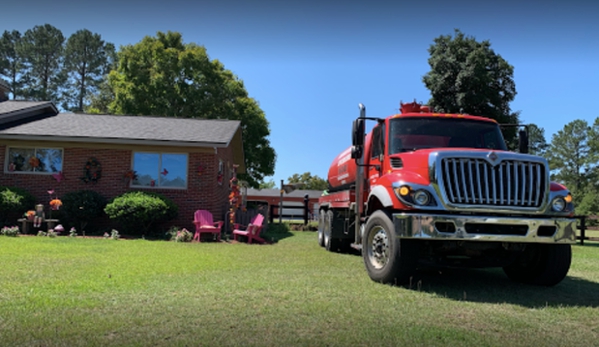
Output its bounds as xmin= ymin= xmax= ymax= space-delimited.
xmin=440 ymin=158 xmax=546 ymax=207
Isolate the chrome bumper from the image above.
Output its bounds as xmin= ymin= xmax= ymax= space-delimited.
xmin=392 ymin=213 xmax=577 ymax=244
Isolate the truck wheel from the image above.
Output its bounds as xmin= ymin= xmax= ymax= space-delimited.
xmin=363 ymin=210 xmax=419 ymax=285
xmin=324 ymin=210 xmax=341 ymax=252
xmin=503 ymin=244 xmax=571 ymax=286
xmin=317 ymin=210 xmax=325 ymax=247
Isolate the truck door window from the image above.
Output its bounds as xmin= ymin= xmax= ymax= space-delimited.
xmin=371 ymin=125 xmax=385 ymax=159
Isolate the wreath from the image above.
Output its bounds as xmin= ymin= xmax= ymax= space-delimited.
xmin=81 ymin=157 xmax=102 ymax=183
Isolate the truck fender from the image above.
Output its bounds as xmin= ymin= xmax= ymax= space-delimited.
xmin=367 ymin=185 xmax=394 ymax=210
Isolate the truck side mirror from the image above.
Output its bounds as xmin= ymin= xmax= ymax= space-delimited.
xmin=352 ymin=118 xmax=365 ymax=147
xmin=518 ymin=129 xmax=529 ymax=154
xmin=351 ymin=145 xmax=362 ymax=159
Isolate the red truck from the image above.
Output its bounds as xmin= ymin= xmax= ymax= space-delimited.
xmin=318 ymin=101 xmax=576 ymax=286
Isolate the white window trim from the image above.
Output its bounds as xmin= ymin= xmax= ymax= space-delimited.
xmin=5 ymin=146 xmax=64 ymax=175
xmin=130 ymin=151 xmax=189 ymax=190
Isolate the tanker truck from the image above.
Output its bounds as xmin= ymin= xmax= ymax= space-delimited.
xmin=317 ymin=101 xmax=576 ymax=286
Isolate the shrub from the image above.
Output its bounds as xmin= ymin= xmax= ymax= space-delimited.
xmin=61 ymin=190 xmax=107 ymax=236
xmin=0 ymin=186 xmax=35 ymax=224
xmin=1 ymin=226 xmax=20 ymax=237
xmin=111 ymin=229 xmax=120 ymax=240
xmin=104 ymin=191 xmax=178 ymax=236
xmin=175 ymin=228 xmax=193 ymax=242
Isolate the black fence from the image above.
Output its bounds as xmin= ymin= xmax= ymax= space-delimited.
xmin=574 ymin=215 xmax=599 ymax=246
xmin=222 ymin=207 xmax=269 ymax=235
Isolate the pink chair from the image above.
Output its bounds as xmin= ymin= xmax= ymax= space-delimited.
xmin=233 ymin=213 xmax=265 ymax=244
xmin=193 ymin=210 xmax=223 ymax=242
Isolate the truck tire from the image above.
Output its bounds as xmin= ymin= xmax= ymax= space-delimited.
xmin=503 ymin=244 xmax=571 ymax=286
xmin=317 ymin=210 xmax=325 ymax=247
xmin=362 ymin=210 xmax=419 ymax=285
xmin=324 ymin=210 xmax=341 ymax=252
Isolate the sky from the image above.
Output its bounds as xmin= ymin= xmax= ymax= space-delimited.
xmin=3 ymin=0 xmax=599 ymax=185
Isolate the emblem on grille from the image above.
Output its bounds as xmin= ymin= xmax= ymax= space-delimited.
xmin=487 ymin=151 xmax=499 ymax=165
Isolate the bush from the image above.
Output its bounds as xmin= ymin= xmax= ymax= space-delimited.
xmin=61 ymin=190 xmax=107 ymax=236
xmin=168 ymin=227 xmax=193 ymax=242
xmin=104 ymin=191 xmax=178 ymax=236
xmin=1 ymin=226 xmax=20 ymax=237
xmin=0 ymin=186 xmax=35 ymax=224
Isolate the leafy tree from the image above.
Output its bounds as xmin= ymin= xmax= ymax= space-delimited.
xmin=62 ymin=29 xmax=115 ymax=112
xmin=422 ymin=29 xmax=519 ymax=140
xmin=527 ymin=124 xmax=548 ymax=157
xmin=85 ymin=79 xmax=114 ymax=114
xmin=18 ymin=24 xmax=65 ymax=102
xmin=0 ymin=30 xmax=24 ymax=99
xmin=258 ymin=179 xmax=277 ymax=189
xmin=287 ymin=172 xmax=328 ymax=191
xmin=106 ymin=31 xmax=275 ymax=187
xmin=546 ymin=119 xmax=593 ymax=204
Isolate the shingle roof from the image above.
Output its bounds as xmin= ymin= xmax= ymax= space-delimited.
xmin=0 ymin=101 xmax=58 ymax=127
xmin=0 ymin=113 xmax=241 ymax=147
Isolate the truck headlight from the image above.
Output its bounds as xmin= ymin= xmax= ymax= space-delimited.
xmin=394 ymin=185 xmax=436 ymax=207
xmin=551 ymin=197 xmax=566 ymax=212
xmin=413 ymin=190 xmax=431 ymax=206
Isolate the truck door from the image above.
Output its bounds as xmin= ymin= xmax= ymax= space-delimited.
xmin=368 ymin=123 xmax=385 ymax=187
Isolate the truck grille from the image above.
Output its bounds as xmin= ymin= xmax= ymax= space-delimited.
xmin=440 ymin=158 xmax=546 ymax=207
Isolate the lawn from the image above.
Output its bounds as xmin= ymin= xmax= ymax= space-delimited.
xmin=0 ymin=230 xmax=598 ymax=347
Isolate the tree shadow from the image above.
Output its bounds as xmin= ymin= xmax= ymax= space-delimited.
xmin=403 ymin=266 xmax=599 ymax=308
xmin=262 ymin=223 xmax=294 ymax=244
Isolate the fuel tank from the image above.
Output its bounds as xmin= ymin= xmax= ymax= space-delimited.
xmin=327 ymin=146 xmax=358 ymax=191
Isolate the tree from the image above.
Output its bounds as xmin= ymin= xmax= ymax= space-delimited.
xmin=422 ymin=29 xmax=519 ymax=140
xmin=106 ymin=31 xmax=275 ymax=187
xmin=0 ymin=30 xmax=25 ymax=99
xmin=546 ymin=119 xmax=593 ymax=205
xmin=527 ymin=124 xmax=548 ymax=157
xmin=62 ymin=29 xmax=115 ymax=112
xmin=18 ymin=24 xmax=65 ymax=102
xmin=258 ymin=179 xmax=276 ymax=189
xmin=287 ymin=172 xmax=328 ymax=191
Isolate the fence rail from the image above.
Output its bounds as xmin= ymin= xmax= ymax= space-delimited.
xmin=574 ymin=215 xmax=599 ymax=246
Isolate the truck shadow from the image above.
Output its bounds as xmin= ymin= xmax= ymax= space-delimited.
xmin=405 ymin=266 xmax=599 ymax=308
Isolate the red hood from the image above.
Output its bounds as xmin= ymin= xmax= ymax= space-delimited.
xmin=390 ymin=148 xmax=513 ymax=168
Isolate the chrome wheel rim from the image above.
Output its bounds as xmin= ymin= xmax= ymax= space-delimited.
xmin=367 ymin=226 xmax=389 ymax=270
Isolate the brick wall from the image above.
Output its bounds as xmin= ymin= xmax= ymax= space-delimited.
xmin=0 ymin=142 xmax=237 ymax=234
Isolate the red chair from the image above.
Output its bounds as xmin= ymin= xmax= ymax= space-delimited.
xmin=193 ymin=210 xmax=223 ymax=242
xmin=233 ymin=213 xmax=265 ymax=244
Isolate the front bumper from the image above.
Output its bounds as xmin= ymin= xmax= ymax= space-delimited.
xmin=393 ymin=213 xmax=577 ymax=244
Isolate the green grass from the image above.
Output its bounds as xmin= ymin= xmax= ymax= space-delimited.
xmin=0 ymin=232 xmax=598 ymax=347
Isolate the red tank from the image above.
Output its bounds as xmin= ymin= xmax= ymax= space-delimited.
xmin=327 ymin=145 xmax=361 ymax=190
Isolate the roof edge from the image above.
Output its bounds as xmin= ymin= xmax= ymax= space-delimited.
xmin=0 ymin=134 xmax=230 ymax=148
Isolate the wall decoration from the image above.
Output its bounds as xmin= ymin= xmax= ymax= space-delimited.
xmin=52 ymin=171 xmax=65 ymax=182
xmin=81 ymin=157 xmax=102 ymax=183
xmin=29 ymin=157 xmax=40 ymax=168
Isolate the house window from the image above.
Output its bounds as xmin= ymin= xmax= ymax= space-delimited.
xmin=6 ymin=147 xmax=63 ymax=173
xmin=131 ymin=152 xmax=188 ymax=189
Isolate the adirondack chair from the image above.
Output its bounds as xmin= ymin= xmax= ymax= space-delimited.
xmin=193 ymin=210 xmax=223 ymax=242
xmin=233 ymin=213 xmax=265 ymax=244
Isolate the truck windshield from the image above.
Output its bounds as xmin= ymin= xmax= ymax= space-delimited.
xmin=388 ymin=117 xmax=507 ymax=154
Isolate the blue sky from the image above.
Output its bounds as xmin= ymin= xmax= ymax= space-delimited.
xmin=3 ymin=0 xmax=598 ymax=185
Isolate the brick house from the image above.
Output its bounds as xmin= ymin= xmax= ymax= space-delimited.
xmin=0 ymin=86 xmax=244 ymax=232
